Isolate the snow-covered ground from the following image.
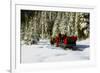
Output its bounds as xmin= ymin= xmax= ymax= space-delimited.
xmin=21 ymin=39 xmax=90 ymax=63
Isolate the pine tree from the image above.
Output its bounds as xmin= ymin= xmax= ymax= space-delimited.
xmin=21 ymin=10 xmax=90 ymax=44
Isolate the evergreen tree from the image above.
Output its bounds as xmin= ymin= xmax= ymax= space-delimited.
xmin=21 ymin=10 xmax=90 ymax=44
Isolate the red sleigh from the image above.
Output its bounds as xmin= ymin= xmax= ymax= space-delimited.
xmin=50 ymin=33 xmax=77 ymax=49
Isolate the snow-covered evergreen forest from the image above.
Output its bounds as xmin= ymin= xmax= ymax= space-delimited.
xmin=21 ymin=10 xmax=90 ymax=63
xmin=21 ymin=10 xmax=90 ymax=44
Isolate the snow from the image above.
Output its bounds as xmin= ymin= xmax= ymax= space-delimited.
xmin=21 ymin=39 xmax=90 ymax=63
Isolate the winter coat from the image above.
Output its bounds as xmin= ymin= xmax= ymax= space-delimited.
xmin=71 ymin=36 xmax=77 ymax=41
xmin=56 ymin=36 xmax=60 ymax=47
xmin=63 ymin=37 xmax=67 ymax=45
